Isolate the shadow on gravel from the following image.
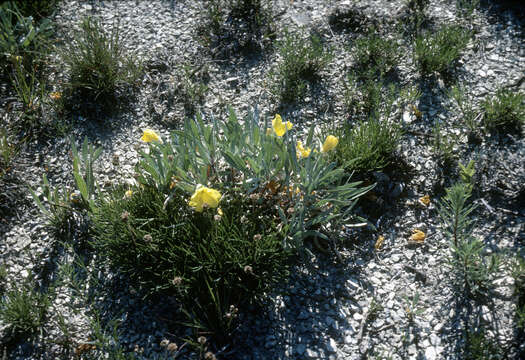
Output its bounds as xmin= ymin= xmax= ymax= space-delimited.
xmin=480 ymin=0 xmax=525 ymax=29
xmin=231 ymin=245 xmax=374 ymax=359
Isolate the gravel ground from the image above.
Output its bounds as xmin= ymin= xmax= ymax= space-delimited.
xmin=1 ymin=0 xmax=524 ymax=359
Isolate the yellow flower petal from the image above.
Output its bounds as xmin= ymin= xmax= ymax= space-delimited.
xmin=410 ymin=229 xmax=426 ymax=243
xmin=189 ymin=186 xmax=222 ymax=212
xmin=419 ymin=195 xmax=430 ymax=207
xmin=322 ymin=135 xmax=339 ymax=153
xmin=296 ymin=141 xmax=312 ymax=159
xmin=272 ymin=114 xmax=292 ymax=137
xmin=50 ymin=92 xmax=62 ymax=100
xmin=217 ymin=207 xmax=223 ymax=216
xmin=375 ymin=235 xmax=385 ymax=250
xmin=141 ymin=129 xmax=162 ymax=143
xmin=125 ymin=189 xmax=133 ymax=198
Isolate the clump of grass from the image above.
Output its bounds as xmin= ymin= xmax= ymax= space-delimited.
xmin=401 ymin=0 xmax=430 ymax=37
xmin=448 ymin=85 xmax=480 ymax=140
xmin=455 ymin=0 xmax=479 ymax=18
xmin=432 ymin=120 xmax=458 ymax=165
xmin=198 ymin=0 xmax=276 ymax=57
xmin=353 ymin=29 xmax=400 ymax=77
xmin=175 ymin=62 xmax=209 ymax=115
xmin=271 ymin=29 xmax=332 ymax=104
xmin=481 ymin=88 xmax=524 ymax=134
xmin=7 ymin=0 xmax=60 ymax=20
xmin=92 ymin=184 xmax=288 ymax=340
xmin=0 ymin=128 xmax=16 ymax=179
xmin=0 ymin=1 xmax=53 ymax=73
xmin=328 ymin=6 xmax=371 ymax=33
xmin=343 ymin=75 xmax=402 ymax=122
xmin=0 ymin=280 xmax=50 ymax=338
xmin=511 ymin=256 xmax=525 ymax=331
xmin=414 ymin=25 xmax=471 ymax=77
xmin=335 ymin=118 xmax=403 ymax=173
xmin=62 ymin=17 xmax=142 ymax=114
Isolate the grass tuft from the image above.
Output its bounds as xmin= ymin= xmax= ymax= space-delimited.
xmin=62 ymin=17 xmax=142 ymax=115
xmin=271 ymin=29 xmax=332 ymax=104
xmin=414 ymin=25 xmax=471 ymax=77
xmin=482 ymin=88 xmax=524 ymax=134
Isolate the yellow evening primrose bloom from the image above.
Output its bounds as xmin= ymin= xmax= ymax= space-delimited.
xmin=272 ymin=114 xmax=292 ymax=137
xmin=141 ymin=129 xmax=162 ymax=143
xmin=189 ymin=185 xmax=222 ymax=212
xmin=296 ymin=140 xmax=312 ymax=159
xmin=50 ymin=92 xmax=62 ymax=100
xmin=322 ymin=135 xmax=339 ymax=153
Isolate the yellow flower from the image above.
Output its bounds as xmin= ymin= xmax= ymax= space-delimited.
xmin=410 ymin=229 xmax=426 ymax=243
xmin=266 ymin=127 xmax=273 ymax=136
xmin=141 ymin=129 xmax=162 ymax=143
xmin=50 ymin=92 xmax=62 ymax=100
xmin=272 ymin=114 xmax=292 ymax=137
xmin=217 ymin=207 xmax=223 ymax=216
xmin=322 ymin=135 xmax=339 ymax=152
xmin=124 ymin=189 xmax=133 ymax=198
xmin=375 ymin=235 xmax=385 ymax=250
xmin=419 ymin=195 xmax=430 ymax=207
xmin=296 ymin=140 xmax=311 ymax=159
xmin=188 ymin=185 xmax=222 ymax=212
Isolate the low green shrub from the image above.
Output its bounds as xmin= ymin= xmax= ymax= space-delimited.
xmin=481 ymin=88 xmax=524 ymax=134
xmin=62 ymin=17 xmax=142 ymax=112
xmin=271 ymin=29 xmax=332 ymax=104
xmin=0 ymin=1 xmax=53 ymax=72
xmin=437 ymin=169 xmax=501 ymax=299
xmin=2 ymin=0 xmax=60 ymax=20
xmin=414 ymin=25 xmax=471 ymax=77
xmin=448 ymin=84 xmax=479 ymax=137
xmin=335 ymin=118 xmax=403 ymax=173
xmin=198 ymin=0 xmax=275 ymax=56
xmin=401 ymin=0 xmax=430 ymax=37
xmin=33 ymin=109 xmax=371 ymax=340
xmin=344 ymin=75 xmax=399 ymax=121
xmin=353 ymin=29 xmax=400 ymax=76
xmin=0 ymin=128 xmax=16 ymax=179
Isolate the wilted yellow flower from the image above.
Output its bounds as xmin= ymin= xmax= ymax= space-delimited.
xmin=141 ymin=129 xmax=162 ymax=143
xmin=322 ymin=135 xmax=339 ymax=152
xmin=296 ymin=140 xmax=311 ymax=159
xmin=272 ymin=114 xmax=292 ymax=137
xmin=266 ymin=127 xmax=273 ymax=136
xmin=410 ymin=229 xmax=426 ymax=243
xmin=50 ymin=92 xmax=62 ymax=100
xmin=419 ymin=195 xmax=430 ymax=207
xmin=375 ymin=235 xmax=385 ymax=250
xmin=124 ymin=189 xmax=133 ymax=198
xmin=188 ymin=185 xmax=222 ymax=212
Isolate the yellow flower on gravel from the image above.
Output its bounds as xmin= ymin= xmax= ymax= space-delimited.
xmin=419 ymin=195 xmax=430 ymax=207
xmin=189 ymin=185 xmax=222 ymax=212
xmin=410 ymin=229 xmax=426 ymax=243
xmin=322 ymin=135 xmax=339 ymax=152
xmin=50 ymin=92 xmax=62 ymax=100
xmin=141 ymin=129 xmax=162 ymax=143
xmin=375 ymin=235 xmax=385 ymax=250
xmin=272 ymin=114 xmax=292 ymax=137
xmin=296 ymin=140 xmax=311 ymax=159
